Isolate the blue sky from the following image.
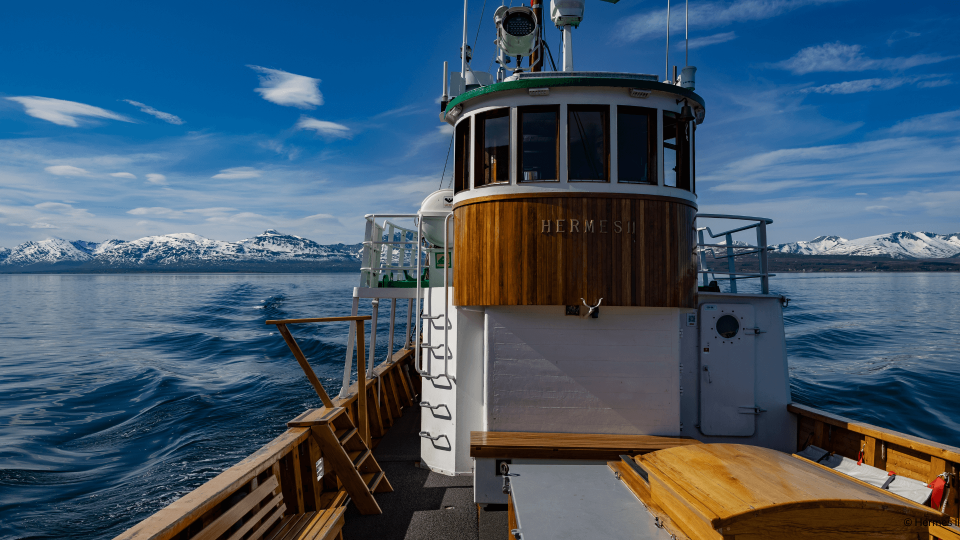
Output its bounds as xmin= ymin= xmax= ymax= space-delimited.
xmin=1 ymin=0 xmax=958 ymax=246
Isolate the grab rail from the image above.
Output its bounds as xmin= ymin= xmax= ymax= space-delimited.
xmin=695 ymin=214 xmax=773 ymax=294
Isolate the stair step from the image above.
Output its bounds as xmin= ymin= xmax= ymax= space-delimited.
xmin=366 ymin=471 xmax=385 ymax=492
xmin=353 ymin=449 xmax=371 ymax=468
xmin=338 ymin=427 xmax=358 ymax=445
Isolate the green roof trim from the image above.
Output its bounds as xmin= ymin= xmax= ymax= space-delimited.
xmin=444 ymin=76 xmax=705 ymax=116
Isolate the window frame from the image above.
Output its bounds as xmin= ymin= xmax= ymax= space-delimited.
xmin=516 ymin=104 xmax=561 ymax=183
xmin=662 ymin=110 xmax=692 ymax=192
xmin=453 ymin=117 xmax=472 ymax=194
xmin=474 ymin=108 xmax=512 ymax=188
xmin=615 ymin=105 xmax=657 ymax=185
xmin=567 ymin=104 xmax=610 ymax=182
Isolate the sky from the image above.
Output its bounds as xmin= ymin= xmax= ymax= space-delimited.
xmin=1 ymin=0 xmax=958 ymax=247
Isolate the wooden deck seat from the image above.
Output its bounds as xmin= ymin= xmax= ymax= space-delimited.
xmin=469 ymin=430 xmax=702 ymax=461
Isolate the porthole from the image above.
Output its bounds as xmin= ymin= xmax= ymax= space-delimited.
xmin=716 ymin=315 xmax=740 ymax=339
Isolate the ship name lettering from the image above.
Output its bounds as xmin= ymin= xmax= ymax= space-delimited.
xmin=539 ymin=219 xmax=635 ymax=234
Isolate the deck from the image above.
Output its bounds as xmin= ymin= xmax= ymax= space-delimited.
xmin=342 ymin=406 xmax=507 ymax=540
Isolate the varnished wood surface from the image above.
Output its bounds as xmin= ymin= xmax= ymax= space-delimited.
xmin=633 ymin=444 xmax=942 ymax=539
xmin=266 ymin=316 xmax=372 ymax=325
xmin=469 ymin=430 xmax=701 ymax=459
xmin=453 ymin=190 xmax=696 ymax=208
xmin=454 ymin=194 xmax=698 ymax=307
xmin=789 ymin=403 xmax=960 ymax=464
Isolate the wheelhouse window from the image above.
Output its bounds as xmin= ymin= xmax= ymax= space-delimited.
xmin=617 ymin=106 xmax=656 ymax=184
xmin=568 ymin=105 xmax=609 ymax=182
xmin=663 ymin=111 xmax=692 ymax=191
xmin=517 ymin=105 xmax=559 ymax=182
xmin=475 ymin=108 xmax=510 ymax=186
xmin=454 ymin=118 xmax=471 ymax=194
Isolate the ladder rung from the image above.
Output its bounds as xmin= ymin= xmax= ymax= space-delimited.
xmin=365 ymin=471 xmax=384 ymax=491
xmin=420 ymin=314 xmax=443 ymax=320
xmin=338 ymin=427 xmax=358 ymax=445
xmin=353 ymin=449 xmax=371 ymax=468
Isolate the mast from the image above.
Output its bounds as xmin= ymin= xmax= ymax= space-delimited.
xmin=531 ymin=0 xmax=543 ymax=72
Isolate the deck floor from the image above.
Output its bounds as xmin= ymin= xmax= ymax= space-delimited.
xmin=342 ymin=407 xmax=507 ymax=540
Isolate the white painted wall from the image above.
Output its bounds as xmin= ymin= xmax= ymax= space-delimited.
xmin=419 ymin=288 xmax=486 ymax=476
xmin=484 ymin=306 xmax=681 ymax=436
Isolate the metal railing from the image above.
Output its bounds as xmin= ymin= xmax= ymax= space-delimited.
xmin=696 ymin=214 xmax=774 ymax=294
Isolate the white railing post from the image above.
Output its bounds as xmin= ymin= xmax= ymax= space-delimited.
xmin=698 ymin=228 xmax=708 ymax=287
xmin=405 ymin=298 xmax=413 ymax=350
xmin=725 ymin=232 xmax=737 ymax=294
xmin=340 ymin=291 xmax=361 ymax=398
xmin=758 ymin=221 xmax=769 ymax=294
xmin=387 ymin=298 xmax=397 ymax=362
xmin=368 ymin=298 xmax=379 ymax=374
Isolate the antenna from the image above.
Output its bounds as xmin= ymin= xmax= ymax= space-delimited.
xmin=461 ymin=0 xmax=469 ymax=78
xmin=685 ymin=0 xmax=689 ymax=67
xmin=665 ymin=0 xmax=670 ymax=83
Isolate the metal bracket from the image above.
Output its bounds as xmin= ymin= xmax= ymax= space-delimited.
xmin=420 ymin=401 xmax=447 ymax=410
xmin=746 ymin=327 xmax=765 ymax=335
xmin=419 ymin=431 xmax=448 ymax=442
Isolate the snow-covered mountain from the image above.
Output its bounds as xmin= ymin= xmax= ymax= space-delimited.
xmin=770 ymin=232 xmax=960 ymax=260
xmin=0 ymin=230 xmax=362 ymax=270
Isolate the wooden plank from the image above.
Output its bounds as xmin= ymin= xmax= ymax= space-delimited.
xmin=789 ymin=403 xmax=960 ymax=464
xmin=277 ymin=448 xmax=304 ymax=515
xmin=112 ymin=428 xmax=309 ymax=540
xmin=275 ymin=324 xmax=335 ymax=408
xmin=266 ymin=316 xmax=372 ymax=325
xmin=469 ymin=430 xmax=701 ymax=459
xmin=299 ymin=439 xmax=318 ymax=513
xmin=192 ymin=475 xmax=280 ymax=540
xmin=223 ymin=492 xmax=282 ymax=540
xmin=384 ymin=370 xmax=404 ymax=418
xmin=310 ymin=424 xmax=382 ymax=515
xmin=287 ymin=408 xmax=344 ymax=428
xmin=246 ymin=503 xmax=287 ymax=540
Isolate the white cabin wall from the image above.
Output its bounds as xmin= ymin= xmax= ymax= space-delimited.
xmin=454 ymin=302 xmax=485 ymax=474
xmin=420 ymin=287 xmax=485 ymax=476
xmin=484 ymin=306 xmax=681 ymax=436
xmin=682 ymin=293 xmax=796 ymax=452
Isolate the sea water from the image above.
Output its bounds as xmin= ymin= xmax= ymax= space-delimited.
xmin=0 ymin=272 xmax=958 ymax=539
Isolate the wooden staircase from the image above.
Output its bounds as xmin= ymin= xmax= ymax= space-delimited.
xmin=287 ymin=407 xmax=393 ymax=516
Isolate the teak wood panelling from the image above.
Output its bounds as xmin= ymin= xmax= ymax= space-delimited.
xmin=453 ymin=194 xmax=698 ymax=307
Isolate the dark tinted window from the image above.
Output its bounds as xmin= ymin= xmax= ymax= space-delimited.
xmin=518 ymin=106 xmax=559 ymax=182
xmin=454 ymin=118 xmax=471 ymax=194
xmin=568 ymin=105 xmax=609 ymax=181
xmin=617 ymin=106 xmax=656 ymax=184
xmin=476 ymin=109 xmax=510 ymax=186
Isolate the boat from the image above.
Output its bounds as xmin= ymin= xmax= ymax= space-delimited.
xmin=112 ymin=2 xmax=960 ymax=539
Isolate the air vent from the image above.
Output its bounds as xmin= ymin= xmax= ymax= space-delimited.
xmin=629 ymin=89 xmax=650 ymax=98
xmin=528 ymin=88 xmax=550 ymax=96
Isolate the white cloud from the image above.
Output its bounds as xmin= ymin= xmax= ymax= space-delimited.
xmin=110 ymin=172 xmax=137 ymax=179
xmin=679 ymin=31 xmax=737 ymax=50
xmin=703 ymin=136 xmax=960 ymax=193
xmin=45 ymin=165 xmax=90 ymax=176
xmin=212 ymin=167 xmax=262 ymax=180
xmin=884 ymin=109 xmax=960 ymax=135
xmin=774 ymin=42 xmax=957 ymax=75
xmin=800 ymin=75 xmax=947 ymax=95
xmin=248 ymin=65 xmax=323 ymax=109
xmin=617 ymin=0 xmax=848 ymax=42
xmin=296 ymin=116 xmax=352 ymax=139
xmin=6 ymin=96 xmax=132 ymax=127
xmin=123 ymin=100 xmax=184 ymax=125
xmin=146 ymin=173 xmax=167 ymax=185
xmin=405 ymin=124 xmax=454 ymax=158
xmin=30 ymin=222 xmax=58 ymax=229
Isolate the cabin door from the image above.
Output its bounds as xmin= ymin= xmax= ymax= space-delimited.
xmin=699 ymin=304 xmax=756 ymax=436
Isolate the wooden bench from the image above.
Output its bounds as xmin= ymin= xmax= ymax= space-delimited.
xmin=469 ymin=430 xmax=702 ymax=461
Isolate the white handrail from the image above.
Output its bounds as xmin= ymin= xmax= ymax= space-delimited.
xmin=696 ymin=214 xmax=773 ymax=294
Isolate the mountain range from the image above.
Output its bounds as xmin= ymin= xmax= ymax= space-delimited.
xmin=0 ymin=230 xmax=362 ymax=272
xmin=2 ymin=230 xmax=958 ymax=273
xmin=768 ymin=232 xmax=960 ymax=259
